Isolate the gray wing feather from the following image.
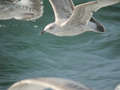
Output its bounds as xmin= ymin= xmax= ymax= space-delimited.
xmin=49 ymin=0 xmax=74 ymax=23
xmin=64 ymin=0 xmax=120 ymax=26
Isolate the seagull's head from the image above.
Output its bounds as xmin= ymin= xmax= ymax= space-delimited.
xmin=41 ymin=23 xmax=59 ymax=35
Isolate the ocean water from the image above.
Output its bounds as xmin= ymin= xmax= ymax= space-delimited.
xmin=0 ymin=0 xmax=120 ymax=90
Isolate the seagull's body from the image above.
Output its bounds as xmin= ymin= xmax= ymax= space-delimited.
xmin=41 ymin=0 xmax=120 ymax=36
xmin=44 ymin=19 xmax=102 ymax=36
xmin=0 ymin=0 xmax=43 ymax=20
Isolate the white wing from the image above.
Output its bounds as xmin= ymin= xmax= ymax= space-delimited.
xmin=0 ymin=0 xmax=43 ymax=21
xmin=8 ymin=77 xmax=90 ymax=90
xmin=49 ymin=0 xmax=74 ymax=24
xmin=115 ymin=85 xmax=120 ymax=90
xmin=63 ymin=0 xmax=120 ymax=26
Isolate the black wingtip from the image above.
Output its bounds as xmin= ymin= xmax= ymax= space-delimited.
xmin=90 ymin=17 xmax=105 ymax=32
xmin=97 ymin=24 xmax=105 ymax=32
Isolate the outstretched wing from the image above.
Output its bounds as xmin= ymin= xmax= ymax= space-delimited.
xmin=0 ymin=0 xmax=43 ymax=21
xmin=63 ymin=0 xmax=120 ymax=26
xmin=49 ymin=0 xmax=74 ymax=24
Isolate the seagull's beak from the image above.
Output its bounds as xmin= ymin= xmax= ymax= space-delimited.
xmin=40 ymin=30 xmax=45 ymax=35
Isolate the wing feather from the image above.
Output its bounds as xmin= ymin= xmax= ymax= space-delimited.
xmin=49 ymin=0 xmax=74 ymax=24
xmin=64 ymin=0 xmax=120 ymax=26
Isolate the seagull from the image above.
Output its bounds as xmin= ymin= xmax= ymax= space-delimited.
xmin=41 ymin=0 xmax=120 ymax=36
xmin=8 ymin=77 xmax=92 ymax=90
xmin=0 ymin=0 xmax=43 ymax=20
xmin=8 ymin=77 xmax=120 ymax=90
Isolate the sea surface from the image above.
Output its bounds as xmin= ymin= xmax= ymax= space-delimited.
xmin=0 ymin=0 xmax=120 ymax=90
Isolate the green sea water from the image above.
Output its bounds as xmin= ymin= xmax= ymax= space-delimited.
xmin=0 ymin=0 xmax=120 ymax=90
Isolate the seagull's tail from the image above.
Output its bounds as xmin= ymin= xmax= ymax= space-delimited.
xmin=8 ymin=77 xmax=90 ymax=90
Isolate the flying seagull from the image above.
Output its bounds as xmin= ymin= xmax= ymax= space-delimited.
xmin=0 ymin=0 xmax=43 ymax=20
xmin=41 ymin=0 xmax=120 ymax=36
xmin=8 ymin=77 xmax=120 ymax=90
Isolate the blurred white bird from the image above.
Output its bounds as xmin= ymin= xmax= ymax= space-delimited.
xmin=8 ymin=77 xmax=91 ymax=90
xmin=115 ymin=85 xmax=120 ymax=90
xmin=0 ymin=0 xmax=43 ymax=20
xmin=8 ymin=77 xmax=120 ymax=90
